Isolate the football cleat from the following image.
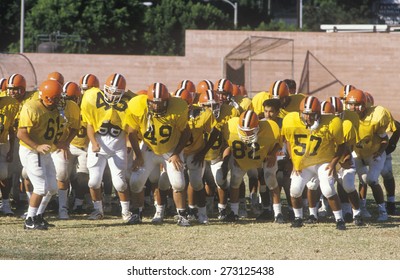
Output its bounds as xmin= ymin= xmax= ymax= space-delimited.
xmin=218 ymin=208 xmax=228 ymax=221
xmin=291 ymin=217 xmax=303 ymax=228
xmin=353 ymin=214 xmax=364 ymax=226
xmin=238 ymin=202 xmax=248 ymax=218
xmin=224 ymin=211 xmax=239 ymax=222
xmin=256 ymin=209 xmax=273 ymax=221
xmin=0 ymin=202 xmax=14 ymax=216
xmin=24 ymin=216 xmax=47 ymax=230
xmin=151 ymin=210 xmax=164 ymax=224
xmin=37 ymin=213 xmax=54 ymax=228
xmin=88 ymin=209 xmax=104 ymax=220
xmin=274 ymin=213 xmax=285 ymax=224
xmin=386 ymin=202 xmax=399 ymax=215
xmin=377 ymin=210 xmax=388 ymax=222
xmin=177 ymin=215 xmax=191 ymax=227
xmin=305 ymin=214 xmax=318 ymax=224
xmin=336 ymin=219 xmax=346 ymax=230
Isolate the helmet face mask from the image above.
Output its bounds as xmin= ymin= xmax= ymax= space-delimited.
xmin=147 ymin=82 xmax=170 ymax=118
xmin=300 ymin=96 xmax=321 ymax=130
xmin=147 ymin=99 xmax=168 ymax=117
xmin=345 ymin=89 xmax=366 ymax=114
xmin=198 ymin=89 xmax=220 ymax=118
xmin=7 ymin=73 xmax=26 ymax=100
xmin=103 ymin=84 xmax=124 ymax=105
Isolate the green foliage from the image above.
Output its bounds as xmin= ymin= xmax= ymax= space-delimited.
xmin=0 ymin=0 xmax=383 ymax=54
xmin=142 ymin=0 xmax=229 ymax=55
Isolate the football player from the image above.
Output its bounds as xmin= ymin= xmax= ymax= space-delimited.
xmin=80 ymin=73 xmax=133 ymax=223
xmin=46 ymin=81 xmax=81 ymax=220
xmin=346 ymin=89 xmax=391 ymax=221
xmin=0 ymin=76 xmax=21 ymax=215
xmin=17 ymin=80 xmax=63 ymax=230
xmin=219 ymin=110 xmax=282 ymax=222
xmin=282 ymin=96 xmax=346 ymax=230
xmin=70 ymin=74 xmax=100 ymax=213
xmin=126 ymin=82 xmax=192 ymax=226
xmin=326 ymin=96 xmax=363 ymax=225
xmin=192 ymin=82 xmax=240 ymax=221
xmin=177 ymin=88 xmax=215 ymax=224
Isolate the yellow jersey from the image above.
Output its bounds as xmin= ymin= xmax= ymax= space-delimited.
xmin=222 ymin=118 xmax=281 ymax=171
xmin=0 ymin=96 xmax=19 ymax=143
xmin=282 ymin=112 xmax=344 ymax=170
xmin=251 ymin=91 xmax=271 ymax=116
xmin=125 ymin=95 xmax=188 ymax=155
xmin=184 ymin=106 xmax=214 ymax=155
xmin=56 ymin=100 xmax=81 ymax=144
xmin=354 ymin=105 xmax=392 ymax=159
xmin=205 ymin=103 xmax=239 ymax=161
xmin=81 ymin=87 xmax=130 ymax=136
xmin=70 ymin=115 xmax=89 ymax=149
xmin=18 ymin=99 xmax=62 ymax=150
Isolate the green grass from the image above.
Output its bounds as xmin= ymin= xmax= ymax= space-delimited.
xmin=1 ymin=148 xmax=400 ymax=260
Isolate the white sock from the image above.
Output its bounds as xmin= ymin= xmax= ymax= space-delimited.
xmin=120 ymin=200 xmax=130 ymax=214
xmin=230 ymin=202 xmax=239 ymax=215
xmin=333 ymin=210 xmax=343 ymax=221
xmin=27 ymin=206 xmax=38 ymax=219
xmin=58 ymin=189 xmax=68 ymax=210
xmin=93 ymin=200 xmax=103 ymax=212
xmin=309 ymin=207 xmax=318 ymax=218
xmin=273 ymin=203 xmax=282 ymax=216
xmin=37 ymin=193 xmax=53 ymax=215
xmin=293 ymin=208 xmax=303 ymax=219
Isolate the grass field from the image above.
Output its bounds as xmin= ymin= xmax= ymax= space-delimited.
xmin=1 ymin=148 xmax=400 ymax=260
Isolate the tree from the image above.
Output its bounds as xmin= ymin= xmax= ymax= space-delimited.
xmin=142 ymin=0 xmax=229 ymax=55
xmin=20 ymin=0 xmax=145 ymax=54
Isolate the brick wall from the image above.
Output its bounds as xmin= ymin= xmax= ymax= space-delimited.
xmin=23 ymin=30 xmax=400 ymax=119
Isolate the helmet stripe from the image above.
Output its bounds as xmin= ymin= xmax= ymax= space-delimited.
xmin=242 ymin=110 xmax=254 ymax=128
xmin=175 ymin=88 xmax=184 ymax=97
xmin=154 ymin=82 xmax=162 ymax=99
xmin=305 ymin=96 xmax=315 ymax=110
xmin=8 ymin=74 xmax=18 ymax=86
xmin=111 ymin=74 xmax=122 ymax=87
xmin=344 ymin=85 xmax=352 ymax=96
xmin=218 ymin=79 xmax=227 ymax=92
xmin=62 ymin=82 xmax=71 ymax=92
xmin=272 ymin=80 xmax=282 ymax=98
xmin=206 ymin=89 xmax=213 ymax=101
xmin=204 ymin=80 xmax=213 ymax=89
xmin=82 ymin=74 xmax=90 ymax=85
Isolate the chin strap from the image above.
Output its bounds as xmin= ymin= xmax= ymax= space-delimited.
xmin=146 ymin=113 xmax=154 ymax=133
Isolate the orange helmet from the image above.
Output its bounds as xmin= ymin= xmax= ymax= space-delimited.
xmin=47 ymin=71 xmax=64 ymax=85
xmin=103 ymin=73 xmax=126 ymax=105
xmin=269 ymin=80 xmax=289 ymax=99
xmin=147 ymin=82 xmax=170 ymax=117
xmin=79 ymin=73 xmax=99 ymax=90
xmin=62 ymin=81 xmax=81 ymax=102
xmin=345 ymin=89 xmax=366 ymax=112
xmin=177 ymin=80 xmax=196 ymax=93
xmin=232 ymin=84 xmax=242 ymax=97
xmin=6 ymin=73 xmax=26 ymax=99
xmin=300 ymin=96 xmax=321 ymax=129
xmin=364 ymin=91 xmax=374 ymax=107
xmin=214 ymin=78 xmax=233 ymax=102
xmin=39 ymin=80 xmax=62 ymax=107
xmin=198 ymin=89 xmax=220 ymax=118
xmin=174 ymin=88 xmax=193 ymax=105
xmin=196 ymin=79 xmax=214 ymax=95
xmin=239 ymin=85 xmax=248 ymax=97
xmin=0 ymin=78 xmax=7 ymax=91
xmin=238 ymin=110 xmax=259 ymax=144
xmin=327 ymin=96 xmax=344 ymax=117
xmin=339 ymin=84 xmax=356 ymax=101
xmin=320 ymin=101 xmax=334 ymax=115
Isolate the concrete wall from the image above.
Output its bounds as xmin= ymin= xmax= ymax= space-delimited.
xmin=22 ymin=30 xmax=400 ymax=119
